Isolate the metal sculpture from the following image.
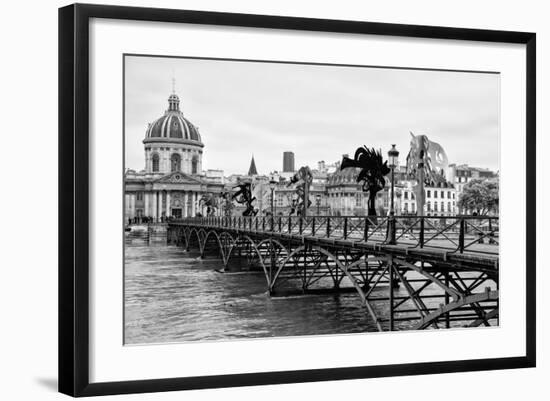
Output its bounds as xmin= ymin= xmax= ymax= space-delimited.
xmin=219 ymin=190 xmax=234 ymax=217
xmin=341 ymin=147 xmax=390 ymax=217
xmin=199 ymin=193 xmax=218 ymax=217
xmin=232 ymin=182 xmax=258 ymax=216
xmin=405 ymin=132 xmax=449 ymax=215
xmin=288 ymin=197 xmax=298 ymax=216
xmin=287 ymin=166 xmax=313 ymax=216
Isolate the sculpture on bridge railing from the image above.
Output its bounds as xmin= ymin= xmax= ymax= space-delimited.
xmin=232 ymin=182 xmax=258 ymax=216
xmin=341 ymin=147 xmax=390 ymax=217
xmin=405 ymin=132 xmax=449 ymax=216
xmin=198 ymin=193 xmax=219 ymax=217
xmin=219 ymin=190 xmax=234 ymax=217
xmin=287 ymin=166 xmax=313 ymax=216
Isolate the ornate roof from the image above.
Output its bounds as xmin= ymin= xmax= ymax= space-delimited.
xmin=327 ymin=166 xmax=361 ymax=185
xmin=144 ymin=93 xmax=203 ymax=146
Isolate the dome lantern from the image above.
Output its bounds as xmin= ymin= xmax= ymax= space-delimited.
xmin=168 ymin=93 xmax=180 ymax=112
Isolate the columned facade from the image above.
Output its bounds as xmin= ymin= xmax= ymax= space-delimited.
xmin=125 ymin=89 xmax=224 ymax=224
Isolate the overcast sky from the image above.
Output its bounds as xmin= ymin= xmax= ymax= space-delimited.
xmin=124 ymin=55 xmax=499 ymax=175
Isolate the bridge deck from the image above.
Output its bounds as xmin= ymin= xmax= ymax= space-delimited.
xmin=169 ymin=215 xmax=499 ymax=270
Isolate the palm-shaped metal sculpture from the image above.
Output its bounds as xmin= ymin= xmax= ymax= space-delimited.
xmin=341 ymin=146 xmax=390 ymax=216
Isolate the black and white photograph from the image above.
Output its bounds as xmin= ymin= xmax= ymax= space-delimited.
xmin=124 ymin=55 xmax=500 ymax=344
xmin=0 ymin=0 xmax=544 ymax=399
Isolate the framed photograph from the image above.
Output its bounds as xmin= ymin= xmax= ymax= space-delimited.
xmin=58 ymin=3 xmax=536 ymax=397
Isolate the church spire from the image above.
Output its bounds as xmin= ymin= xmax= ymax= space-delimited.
xmin=248 ymin=155 xmax=258 ymax=176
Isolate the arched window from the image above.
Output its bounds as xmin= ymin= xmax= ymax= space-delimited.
xmin=191 ymin=156 xmax=198 ymax=174
xmin=171 ymin=153 xmax=181 ymax=172
xmin=152 ymin=153 xmax=160 ymax=172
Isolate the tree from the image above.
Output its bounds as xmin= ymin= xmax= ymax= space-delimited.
xmin=341 ymin=147 xmax=390 ymax=216
xmin=457 ymin=179 xmax=499 ymax=215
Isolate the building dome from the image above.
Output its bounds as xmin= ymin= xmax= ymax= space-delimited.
xmin=144 ymin=93 xmax=203 ymax=146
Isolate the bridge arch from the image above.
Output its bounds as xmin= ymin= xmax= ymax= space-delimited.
xmin=393 ymin=257 xmax=462 ymax=302
xmin=223 ymin=234 xmax=270 ymax=283
xmin=185 ymin=228 xmax=202 ymax=250
xmin=269 ymin=245 xmax=383 ymax=331
xmin=200 ymin=230 xmax=224 ymax=259
xmin=413 ymin=290 xmax=499 ymax=329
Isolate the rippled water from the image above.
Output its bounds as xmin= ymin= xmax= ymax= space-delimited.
xmin=124 ymin=240 xmax=496 ymax=344
xmin=124 ymin=244 xmax=387 ymax=344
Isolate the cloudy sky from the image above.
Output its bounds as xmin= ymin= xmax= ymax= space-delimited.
xmin=124 ymin=55 xmax=499 ymax=175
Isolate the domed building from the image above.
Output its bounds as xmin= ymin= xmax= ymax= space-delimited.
xmin=125 ymin=90 xmax=224 ymax=222
xmin=143 ymin=93 xmax=203 ymax=175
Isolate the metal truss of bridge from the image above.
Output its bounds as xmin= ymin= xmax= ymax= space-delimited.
xmin=168 ymin=215 xmax=499 ymax=331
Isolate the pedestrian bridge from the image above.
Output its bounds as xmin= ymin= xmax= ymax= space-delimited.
xmin=167 ymin=215 xmax=499 ymax=332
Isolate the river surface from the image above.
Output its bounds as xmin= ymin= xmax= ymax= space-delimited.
xmin=124 ymin=243 xmax=388 ymax=344
xmin=124 ymin=241 xmax=495 ymax=344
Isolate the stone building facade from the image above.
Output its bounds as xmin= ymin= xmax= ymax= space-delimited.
xmin=124 ymin=91 xmax=223 ymax=223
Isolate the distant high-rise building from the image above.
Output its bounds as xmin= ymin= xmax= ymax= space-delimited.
xmin=248 ymin=155 xmax=258 ymax=176
xmin=283 ymin=151 xmax=295 ymax=172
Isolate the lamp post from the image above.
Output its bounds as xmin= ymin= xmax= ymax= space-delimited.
xmin=269 ymin=178 xmax=277 ymax=231
xmin=315 ymin=194 xmax=321 ymax=215
xmin=269 ymin=179 xmax=277 ymax=216
xmin=387 ymin=144 xmax=399 ymax=245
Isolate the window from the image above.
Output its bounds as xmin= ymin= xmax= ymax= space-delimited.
xmin=171 ymin=153 xmax=181 ymax=172
xmin=434 ymin=191 xmax=438 ymax=198
xmin=427 ymin=201 xmax=431 ymax=211
xmin=441 ymin=191 xmax=444 ymax=198
xmin=452 ymin=193 xmax=455 ymax=199
xmin=427 ymin=190 xmax=431 ymax=198
xmin=448 ymin=202 xmax=451 ymax=212
xmin=404 ymin=203 xmax=408 ymax=213
xmin=191 ymin=156 xmax=198 ymax=174
xmin=136 ymin=192 xmax=143 ymax=201
xmin=404 ymin=191 xmax=409 ymax=199
xmin=447 ymin=191 xmax=451 ymax=199
xmin=434 ymin=202 xmax=438 ymax=212
xmin=355 ymin=193 xmax=362 ymax=207
xmin=152 ymin=153 xmax=160 ymax=172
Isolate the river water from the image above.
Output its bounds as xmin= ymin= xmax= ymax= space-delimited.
xmin=124 ymin=243 xmax=386 ymax=344
xmin=124 ymin=240 xmax=496 ymax=344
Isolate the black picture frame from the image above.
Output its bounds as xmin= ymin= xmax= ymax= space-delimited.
xmin=58 ymin=3 xmax=536 ymax=397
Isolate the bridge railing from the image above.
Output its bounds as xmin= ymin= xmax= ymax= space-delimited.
xmin=173 ymin=215 xmax=499 ymax=255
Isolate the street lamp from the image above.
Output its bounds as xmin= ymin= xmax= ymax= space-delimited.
xmin=387 ymin=144 xmax=399 ymax=244
xmin=269 ymin=178 xmax=277 ymax=216
xmin=315 ymin=194 xmax=321 ymax=215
